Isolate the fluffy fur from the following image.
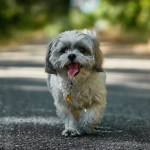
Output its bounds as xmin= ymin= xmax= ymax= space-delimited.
xmin=45 ymin=29 xmax=107 ymax=136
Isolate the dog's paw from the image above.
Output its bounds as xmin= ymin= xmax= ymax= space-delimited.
xmin=62 ymin=128 xmax=81 ymax=137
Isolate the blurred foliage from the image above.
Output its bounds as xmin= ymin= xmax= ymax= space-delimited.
xmin=0 ymin=0 xmax=150 ymax=40
xmin=0 ymin=0 xmax=69 ymax=37
xmin=100 ymin=0 xmax=150 ymax=32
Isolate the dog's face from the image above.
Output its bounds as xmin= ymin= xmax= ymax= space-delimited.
xmin=45 ymin=30 xmax=103 ymax=81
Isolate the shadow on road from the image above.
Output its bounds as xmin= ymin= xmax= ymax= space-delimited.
xmin=0 ymin=47 xmax=150 ymax=149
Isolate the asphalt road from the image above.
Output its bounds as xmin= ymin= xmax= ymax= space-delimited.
xmin=0 ymin=44 xmax=150 ymax=150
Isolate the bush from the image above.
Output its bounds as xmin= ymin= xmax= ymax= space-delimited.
xmin=0 ymin=0 xmax=69 ymax=37
xmin=0 ymin=0 xmax=150 ymax=39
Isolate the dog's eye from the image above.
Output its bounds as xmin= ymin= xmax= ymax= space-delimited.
xmin=79 ymin=47 xmax=86 ymax=54
xmin=60 ymin=47 xmax=68 ymax=53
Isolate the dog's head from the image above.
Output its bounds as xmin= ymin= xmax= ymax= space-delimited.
xmin=45 ymin=30 xmax=103 ymax=81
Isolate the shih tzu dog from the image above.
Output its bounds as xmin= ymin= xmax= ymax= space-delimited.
xmin=45 ymin=29 xmax=106 ymax=136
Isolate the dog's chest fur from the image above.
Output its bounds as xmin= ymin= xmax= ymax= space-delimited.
xmin=49 ymin=72 xmax=106 ymax=110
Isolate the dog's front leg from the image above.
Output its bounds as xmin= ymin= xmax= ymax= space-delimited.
xmin=79 ymin=103 xmax=105 ymax=134
xmin=56 ymin=102 xmax=81 ymax=136
xmin=61 ymin=108 xmax=81 ymax=136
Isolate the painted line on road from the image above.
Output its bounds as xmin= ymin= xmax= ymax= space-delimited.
xmin=1 ymin=84 xmax=48 ymax=91
xmin=0 ymin=117 xmax=60 ymax=125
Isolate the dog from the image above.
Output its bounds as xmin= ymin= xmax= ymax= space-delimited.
xmin=45 ymin=29 xmax=106 ymax=136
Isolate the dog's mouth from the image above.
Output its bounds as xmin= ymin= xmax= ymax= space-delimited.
xmin=66 ymin=63 xmax=81 ymax=78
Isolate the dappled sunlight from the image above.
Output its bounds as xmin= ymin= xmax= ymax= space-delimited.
xmin=0 ymin=45 xmax=46 ymax=62
xmin=104 ymin=57 xmax=150 ymax=92
xmin=107 ymin=72 xmax=150 ymax=90
xmin=104 ymin=58 xmax=150 ymax=70
xmin=110 ymin=91 xmax=150 ymax=99
xmin=0 ymin=67 xmax=46 ymax=79
xmin=132 ymin=43 xmax=150 ymax=55
xmin=101 ymin=42 xmax=150 ymax=56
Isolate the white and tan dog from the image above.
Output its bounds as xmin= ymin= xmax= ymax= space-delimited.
xmin=45 ymin=29 xmax=106 ymax=136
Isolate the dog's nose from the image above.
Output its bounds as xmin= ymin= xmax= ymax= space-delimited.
xmin=68 ymin=54 xmax=76 ymax=61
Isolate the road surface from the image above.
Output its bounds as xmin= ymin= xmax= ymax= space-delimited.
xmin=0 ymin=43 xmax=150 ymax=149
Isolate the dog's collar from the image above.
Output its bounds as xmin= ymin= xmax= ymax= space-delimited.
xmin=66 ymin=81 xmax=73 ymax=103
xmin=65 ymin=81 xmax=87 ymax=121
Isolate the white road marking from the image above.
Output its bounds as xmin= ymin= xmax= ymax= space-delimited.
xmin=1 ymin=84 xmax=48 ymax=91
xmin=0 ymin=117 xmax=60 ymax=125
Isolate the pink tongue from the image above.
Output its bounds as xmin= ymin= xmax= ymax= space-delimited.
xmin=67 ymin=64 xmax=79 ymax=77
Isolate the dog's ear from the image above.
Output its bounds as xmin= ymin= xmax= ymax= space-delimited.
xmin=45 ymin=40 xmax=57 ymax=74
xmin=82 ymin=29 xmax=103 ymax=72
xmin=93 ymin=40 xmax=103 ymax=72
